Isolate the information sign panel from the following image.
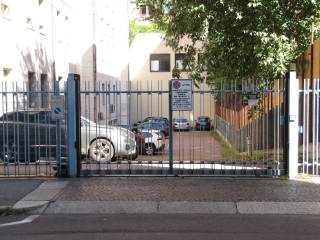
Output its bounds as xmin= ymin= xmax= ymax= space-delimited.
xmin=171 ymin=79 xmax=193 ymax=111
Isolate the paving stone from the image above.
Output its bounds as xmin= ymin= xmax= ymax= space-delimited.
xmin=56 ymin=178 xmax=320 ymax=202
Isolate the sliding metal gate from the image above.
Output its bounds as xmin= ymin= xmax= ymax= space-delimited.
xmin=79 ymin=78 xmax=286 ymax=176
xmin=0 ymin=76 xmax=286 ymax=177
xmin=298 ymin=78 xmax=320 ymax=176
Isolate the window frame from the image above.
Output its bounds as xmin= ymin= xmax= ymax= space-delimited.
xmin=150 ymin=54 xmax=171 ymax=72
xmin=175 ymin=53 xmax=191 ymax=72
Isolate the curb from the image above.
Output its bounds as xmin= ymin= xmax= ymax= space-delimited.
xmin=13 ymin=201 xmax=50 ymax=214
xmin=45 ymin=200 xmax=320 ymax=215
xmin=12 ymin=180 xmax=68 ymax=214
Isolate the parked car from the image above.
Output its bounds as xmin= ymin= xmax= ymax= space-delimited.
xmin=143 ymin=117 xmax=169 ymax=125
xmin=140 ymin=130 xmax=165 ymax=155
xmin=135 ymin=132 xmax=146 ymax=155
xmin=80 ymin=116 xmax=137 ymax=162
xmin=131 ymin=121 xmax=170 ymax=137
xmin=0 ymin=110 xmax=137 ymax=163
xmin=173 ymin=118 xmax=191 ymax=131
xmin=195 ymin=116 xmax=212 ymax=131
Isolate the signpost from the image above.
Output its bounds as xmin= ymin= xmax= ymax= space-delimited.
xmin=169 ymin=79 xmax=193 ymax=174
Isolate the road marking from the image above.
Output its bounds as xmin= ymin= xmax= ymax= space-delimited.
xmin=0 ymin=215 xmax=40 ymax=228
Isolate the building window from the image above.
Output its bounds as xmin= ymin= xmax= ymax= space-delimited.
xmin=3 ymin=68 xmax=11 ymax=77
xmin=39 ymin=25 xmax=46 ymax=35
xmin=1 ymin=3 xmax=11 ymax=19
xmin=28 ymin=72 xmax=37 ymax=108
xmin=150 ymin=54 xmax=170 ymax=72
xmin=175 ymin=53 xmax=191 ymax=71
xmin=112 ymin=84 xmax=116 ymax=107
xmin=198 ymin=53 xmax=207 ymax=71
xmin=109 ymin=104 xmax=115 ymax=114
xmin=98 ymin=112 xmax=104 ymax=120
xmin=26 ymin=17 xmax=34 ymax=30
xmin=102 ymin=83 xmax=106 ymax=106
xmin=40 ymin=74 xmax=49 ymax=108
xmin=140 ymin=5 xmax=147 ymax=15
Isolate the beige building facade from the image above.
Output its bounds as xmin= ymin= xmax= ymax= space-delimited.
xmin=129 ymin=33 xmax=215 ymax=124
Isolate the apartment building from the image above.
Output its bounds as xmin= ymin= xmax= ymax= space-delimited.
xmin=0 ymin=0 xmax=129 ymax=124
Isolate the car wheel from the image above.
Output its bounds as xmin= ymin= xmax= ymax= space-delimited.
xmin=89 ymin=138 xmax=115 ymax=162
xmin=0 ymin=143 xmax=14 ymax=163
xmin=145 ymin=143 xmax=155 ymax=156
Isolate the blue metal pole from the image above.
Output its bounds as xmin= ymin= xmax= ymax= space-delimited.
xmin=169 ymin=80 xmax=173 ymax=174
xmin=67 ymin=73 xmax=80 ymax=177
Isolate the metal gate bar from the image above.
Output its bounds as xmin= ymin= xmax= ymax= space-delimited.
xmin=0 ymin=81 xmax=67 ymax=177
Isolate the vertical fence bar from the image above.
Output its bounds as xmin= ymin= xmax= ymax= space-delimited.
xmin=169 ymin=80 xmax=173 ymax=174
xmin=55 ymin=79 xmax=62 ymax=176
xmin=312 ymin=77 xmax=316 ymax=175
xmin=316 ymin=79 xmax=319 ymax=175
xmin=288 ymin=66 xmax=299 ymax=179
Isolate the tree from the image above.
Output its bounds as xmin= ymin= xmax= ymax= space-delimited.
xmin=139 ymin=0 xmax=320 ymax=82
xmin=129 ymin=20 xmax=163 ymax=46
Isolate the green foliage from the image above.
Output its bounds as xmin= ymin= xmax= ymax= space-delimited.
xmin=139 ymin=0 xmax=320 ymax=82
xmin=129 ymin=20 xmax=164 ymax=45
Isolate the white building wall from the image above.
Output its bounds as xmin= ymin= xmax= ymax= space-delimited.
xmin=0 ymin=0 xmax=129 ymax=124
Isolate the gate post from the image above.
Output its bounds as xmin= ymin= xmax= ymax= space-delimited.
xmin=288 ymin=65 xmax=299 ymax=179
xmin=67 ymin=73 xmax=81 ymax=177
xmin=168 ymin=80 xmax=173 ymax=174
xmin=54 ymin=79 xmax=62 ymax=176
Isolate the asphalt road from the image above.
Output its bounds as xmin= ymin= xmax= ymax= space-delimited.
xmin=138 ymin=130 xmax=224 ymax=162
xmin=1 ymin=214 xmax=320 ymax=240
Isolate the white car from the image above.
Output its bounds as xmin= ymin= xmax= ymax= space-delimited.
xmin=140 ymin=130 xmax=165 ymax=155
xmin=173 ymin=118 xmax=191 ymax=131
xmin=80 ymin=117 xmax=137 ymax=162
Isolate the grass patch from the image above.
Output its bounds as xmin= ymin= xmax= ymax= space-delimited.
xmin=0 ymin=207 xmax=19 ymax=216
xmin=212 ymin=129 xmax=278 ymax=162
xmin=212 ymin=130 xmax=239 ymax=159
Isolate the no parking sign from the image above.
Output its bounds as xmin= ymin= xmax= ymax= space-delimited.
xmin=51 ymin=95 xmax=65 ymax=120
xmin=171 ymin=79 xmax=193 ymax=111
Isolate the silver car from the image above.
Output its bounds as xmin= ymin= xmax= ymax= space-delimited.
xmin=80 ymin=117 xmax=137 ymax=162
xmin=173 ymin=118 xmax=191 ymax=131
xmin=0 ymin=111 xmax=136 ymax=163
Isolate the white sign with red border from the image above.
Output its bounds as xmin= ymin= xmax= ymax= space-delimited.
xmin=171 ymin=79 xmax=193 ymax=111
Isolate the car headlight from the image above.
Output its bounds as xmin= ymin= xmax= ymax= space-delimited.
xmin=120 ymin=128 xmax=129 ymax=138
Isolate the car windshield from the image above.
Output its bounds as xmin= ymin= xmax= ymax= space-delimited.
xmin=176 ymin=119 xmax=188 ymax=123
xmin=141 ymin=122 xmax=162 ymax=129
xmin=81 ymin=117 xmax=96 ymax=126
xmin=144 ymin=117 xmax=168 ymax=125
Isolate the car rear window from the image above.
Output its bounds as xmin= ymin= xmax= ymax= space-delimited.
xmin=199 ymin=118 xmax=209 ymax=122
xmin=176 ymin=119 xmax=188 ymax=123
xmin=142 ymin=132 xmax=153 ymax=138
